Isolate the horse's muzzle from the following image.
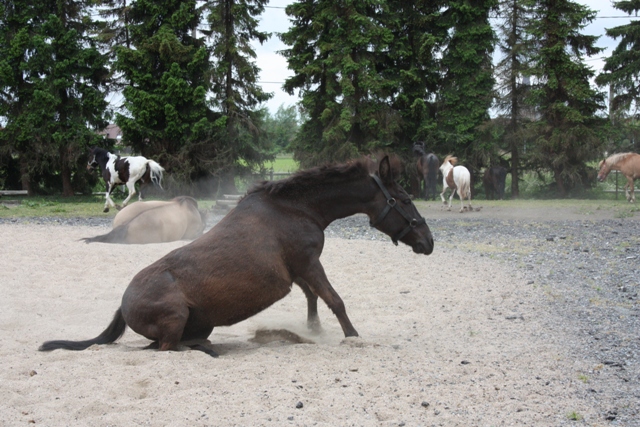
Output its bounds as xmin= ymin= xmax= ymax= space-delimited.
xmin=412 ymin=236 xmax=434 ymax=255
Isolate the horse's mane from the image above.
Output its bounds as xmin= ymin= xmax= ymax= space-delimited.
xmin=247 ymin=155 xmax=401 ymax=198
xmin=443 ymin=155 xmax=458 ymax=166
xmin=172 ymin=196 xmax=198 ymax=209
xmin=605 ymin=152 xmax=634 ymax=166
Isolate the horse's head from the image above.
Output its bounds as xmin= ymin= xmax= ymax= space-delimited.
xmin=412 ymin=141 xmax=426 ymax=157
xmin=369 ymin=156 xmax=434 ymax=255
xmin=597 ymin=159 xmax=609 ymax=181
xmin=440 ymin=155 xmax=456 ymax=175
xmin=87 ymin=147 xmax=100 ymax=171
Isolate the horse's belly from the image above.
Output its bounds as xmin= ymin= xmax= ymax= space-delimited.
xmin=190 ymin=269 xmax=294 ymax=327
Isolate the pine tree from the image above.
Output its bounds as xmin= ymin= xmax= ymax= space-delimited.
xmin=383 ymin=0 xmax=446 ymax=149
xmin=437 ymin=0 xmax=497 ymax=160
xmin=0 ymin=0 xmax=110 ymax=196
xmin=494 ymin=0 xmax=534 ymax=197
xmin=113 ymin=0 xmax=219 ymax=191
xmin=596 ymin=0 xmax=640 ymax=120
xmin=525 ymin=0 xmax=606 ymax=195
xmin=206 ymin=0 xmax=273 ymax=194
xmin=281 ymin=0 xmax=397 ymax=167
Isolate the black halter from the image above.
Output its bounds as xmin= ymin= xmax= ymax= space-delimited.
xmin=370 ymin=174 xmax=426 ymax=245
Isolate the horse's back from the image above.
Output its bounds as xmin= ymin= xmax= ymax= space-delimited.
xmin=113 ymin=200 xmax=172 ymax=228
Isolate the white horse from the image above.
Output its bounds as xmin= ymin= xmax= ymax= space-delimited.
xmin=439 ymin=155 xmax=472 ymax=213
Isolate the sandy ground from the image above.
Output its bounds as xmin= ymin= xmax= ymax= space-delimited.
xmin=0 ymin=222 xmax=618 ymax=426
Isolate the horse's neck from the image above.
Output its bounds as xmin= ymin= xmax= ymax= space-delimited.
xmin=290 ymin=180 xmax=377 ymax=228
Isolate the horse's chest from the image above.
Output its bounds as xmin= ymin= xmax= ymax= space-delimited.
xmin=106 ymin=160 xmax=130 ymax=184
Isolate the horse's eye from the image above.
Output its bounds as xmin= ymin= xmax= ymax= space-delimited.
xmin=403 ymin=199 xmax=412 ymax=205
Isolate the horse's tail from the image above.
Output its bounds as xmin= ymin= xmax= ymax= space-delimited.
xmin=426 ymin=155 xmax=439 ymax=181
xmin=39 ymin=308 xmax=126 ymax=352
xmin=80 ymin=225 xmax=129 ymax=244
xmin=459 ymin=176 xmax=471 ymax=200
xmin=148 ymin=160 xmax=164 ymax=190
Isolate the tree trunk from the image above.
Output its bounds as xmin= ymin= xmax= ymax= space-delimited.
xmin=510 ymin=144 xmax=519 ymax=198
xmin=60 ymin=146 xmax=74 ymax=197
xmin=554 ymin=168 xmax=566 ymax=197
xmin=219 ymin=167 xmax=238 ymax=195
xmin=20 ymin=156 xmax=33 ymax=196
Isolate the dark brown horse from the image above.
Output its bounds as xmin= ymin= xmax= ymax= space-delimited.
xmin=40 ymin=156 xmax=434 ymax=357
xmin=597 ymin=152 xmax=640 ymax=202
xmin=483 ymin=166 xmax=507 ymax=200
xmin=412 ymin=141 xmax=439 ymax=200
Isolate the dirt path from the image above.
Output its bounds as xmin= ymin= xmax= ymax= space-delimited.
xmin=2 ymin=219 xmax=633 ymax=426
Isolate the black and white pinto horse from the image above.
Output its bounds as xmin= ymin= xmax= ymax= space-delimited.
xmin=87 ymin=147 xmax=164 ymax=212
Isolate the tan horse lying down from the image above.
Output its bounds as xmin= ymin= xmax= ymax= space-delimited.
xmin=83 ymin=196 xmax=206 ymax=244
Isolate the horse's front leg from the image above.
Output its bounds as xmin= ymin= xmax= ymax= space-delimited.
xmin=121 ymin=181 xmax=137 ymax=208
xmin=299 ymin=260 xmax=358 ymax=337
xmin=294 ymin=278 xmax=322 ymax=333
xmin=104 ymin=183 xmax=117 ymax=213
xmin=440 ymin=186 xmax=448 ymax=206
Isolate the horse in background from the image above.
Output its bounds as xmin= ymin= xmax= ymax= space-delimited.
xmin=440 ymin=155 xmax=472 ymax=212
xmin=412 ymin=141 xmax=439 ymax=200
xmin=82 ymin=196 xmax=207 ymax=244
xmin=597 ymin=152 xmax=640 ymax=202
xmin=483 ymin=166 xmax=507 ymax=200
xmin=40 ymin=155 xmax=434 ymax=357
xmin=87 ymin=147 xmax=164 ymax=212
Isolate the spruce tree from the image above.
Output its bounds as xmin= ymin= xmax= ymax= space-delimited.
xmin=494 ymin=0 xmax=533 ymax=197
xmin=281 ymin=0 xmax=396 ymax=167
xmin=206 ymin=0 xmax=273 ymax=194
xmin=596 ymin=1 xmax=640 ymax=120
xmin=113 ymin=0 xmax=219 ymax=190
xmin=383 ymin=0 xmax=446 ymax=148
xmin=437 ymin=0 xmax=497 ymax=160
xmin=0 ymin=0 xmax=110 ymax=196
xmin=525 ymin=0 xmax=605 ymax=195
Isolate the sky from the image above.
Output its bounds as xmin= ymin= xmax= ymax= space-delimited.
xmin=251 ymin=0 xmax=639 ymax=114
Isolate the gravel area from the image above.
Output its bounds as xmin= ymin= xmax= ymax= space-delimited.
xmin=2 ymin=211 xmax=639 ymax=424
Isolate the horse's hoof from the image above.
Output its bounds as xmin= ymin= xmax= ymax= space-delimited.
xmin=115 ymin=205 xmax=123 ymax=211
xmin=103 ymin=208 xmax=109 ymax=213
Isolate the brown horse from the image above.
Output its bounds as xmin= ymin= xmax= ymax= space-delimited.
xmin=483 ymin=166 xmax=507 ymax=200
xmin=597 ymin=152 xmax=640 ymax=202
xmin=40 ymin=156 xmax=434 ymax=357
xmin=412 ymin=141 xmax=439 ymax=200
xmin=82 ymin=196 xmax=207 ymax=244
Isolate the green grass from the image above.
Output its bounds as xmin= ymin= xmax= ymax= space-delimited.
xmin=0 ymin=194 xmax=218 ymax=219
xmin=263 ymin=153 xmax=299 ymax=173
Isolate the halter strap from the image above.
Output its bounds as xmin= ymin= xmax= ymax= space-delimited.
xmin=370 ymin=174 xmax=426 ymax=245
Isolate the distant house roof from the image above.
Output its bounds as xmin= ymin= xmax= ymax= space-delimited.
xmin=98 ymin=124 xmax=122 ymax=140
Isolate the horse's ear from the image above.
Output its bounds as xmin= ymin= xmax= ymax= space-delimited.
xmin=378 ymin=155 xmax=393 ymax=183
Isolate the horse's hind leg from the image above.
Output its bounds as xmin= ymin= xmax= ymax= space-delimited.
xmin=625 ymin=178 xmax=635 ymax=202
